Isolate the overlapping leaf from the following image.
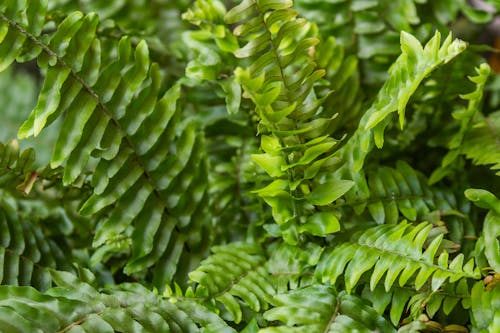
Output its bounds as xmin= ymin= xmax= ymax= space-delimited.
xmin=0 ymin=0 xmax=210 ymax=286
xmin=0 ymin=270 xmax=236 ymax=333
xmin=0 ymin=192 xmax=76 ymax=291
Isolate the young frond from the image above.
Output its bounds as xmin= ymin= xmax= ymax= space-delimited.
xmin=339 ymin=30 xmax=466 ymax=170
xmin=334 ymin=31 xmax=467 ymax=211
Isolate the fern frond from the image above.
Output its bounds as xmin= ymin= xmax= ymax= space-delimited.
xmin=296 ymin=0 xmax=491 ymax=87
xmin=344 ymin=161 xmax=469 ymax=226
xmin=460 ymin=110 xmax=500 ymax=176
xmin=316 ymin=221 xmax=480 ymax=293
xmin=0 ymin=269 xmax=235 ymax=332
xmin=364 ymin=31 xmax=466 ymax=143
xmin=334 ymin=31 xmax=466 ymax=208
xmin=266 ymin=242 xmax=322 ymax=292
xmin=223 ymin=0 xmax=351 ymax=244
xmin=430 ymin=63 xmax=491 ymax=183
xmin=259 ymin=285 xmax=396 ymax=333
xmin=362 ymin=279 xmax=472 ymax=326
xmin=0 ymin=192 xmax=76 ymax=291
xmin=0 ymin=1 xmax=210 ymax=285
xmin=187 ymin=242 xmax=275 ymax=323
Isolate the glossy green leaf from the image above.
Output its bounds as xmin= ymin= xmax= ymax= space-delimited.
xmin=300 ymin=211 xmax=340 ymax=236
xmin=307 ymin=179 xmax=354 ymax=206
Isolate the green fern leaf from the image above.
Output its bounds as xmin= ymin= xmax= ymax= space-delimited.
xmin=0 ymin=191 xmax=79 ymax=291
xmin=0 ymin=269 xmax=236 ymax=332
xmin=345 ymin=161 xmax=470 ymax=226
xmin=316 ymin=221 xmax=480 ymax=293
xmin=362 ymin=279 xmax=472 ymax=326
xmin=188 ymin=242 xmax=275 ymax=323
xmin=460 ymin=110 xmax=500 ymax=176
xmin=430 ymin=63 xmax=491 ymax=183
xmin=259 ymin=285 xmax=396 ymax=333
xmin=0 ymin=1 xmax=210 ymax=286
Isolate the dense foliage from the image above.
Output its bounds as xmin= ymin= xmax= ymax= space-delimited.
xmin=0 ymin=0 xmax=499 ymax=331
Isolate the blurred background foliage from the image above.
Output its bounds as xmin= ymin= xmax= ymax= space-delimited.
xmin=0 ymin=0 xmax=499 ymax=330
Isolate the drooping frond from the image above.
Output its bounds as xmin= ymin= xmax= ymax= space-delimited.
xmin=187 ymin=242 xmax=275 ymax=323
xmin=259 ymin=285 xmax=396 ymax=333
xmin=0 ymin=1 xmax=210 ymax=285
xmin=0 ymin=269 xmax=236 ymax=332
xmin=316 ymin=221 xmax=480 ymax=293
xmin=334 ymin=31 xmax=466 ymax=206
